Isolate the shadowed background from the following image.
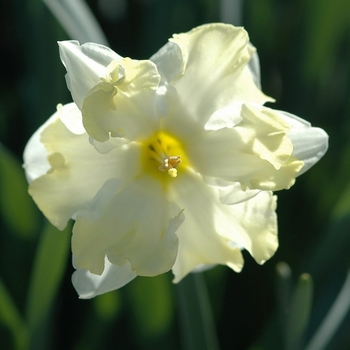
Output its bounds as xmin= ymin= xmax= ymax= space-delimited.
xmin=0 ymin=0 xmax=349 ymax=349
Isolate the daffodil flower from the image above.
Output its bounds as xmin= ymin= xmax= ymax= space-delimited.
xmin=23 ymin=23 xmax=328 ymax=298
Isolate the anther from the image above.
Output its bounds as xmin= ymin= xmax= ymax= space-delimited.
xmin=158 ymin=155 xmax=182 ymax=178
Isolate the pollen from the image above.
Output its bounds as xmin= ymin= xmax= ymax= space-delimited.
xmin=141 ymin=131 xmax=188 ymax=179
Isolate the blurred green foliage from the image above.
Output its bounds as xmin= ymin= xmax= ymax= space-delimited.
xmin=1 ymin=0 xmax=350 ymax=349
xmin=0 ymin=145 xmax=40 ymax=238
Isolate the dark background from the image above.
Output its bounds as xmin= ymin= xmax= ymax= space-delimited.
xmin=1 ymin=0 xmax=350 ymax=349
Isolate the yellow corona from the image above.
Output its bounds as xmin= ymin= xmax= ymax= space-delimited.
xmin=141 ymin=131 xmax=188 ymax=179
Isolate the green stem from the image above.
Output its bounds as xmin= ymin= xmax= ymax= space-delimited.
xmin=176 ymin=273 xmax=220 ymax=350
xmin=305 ymin=270 xmax=350 ymax=350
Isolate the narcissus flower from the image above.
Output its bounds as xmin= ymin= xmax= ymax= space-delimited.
xmin=24 ymin=23 xmax=328 ymax=298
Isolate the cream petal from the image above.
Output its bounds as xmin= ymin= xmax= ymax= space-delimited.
xmin=220 ymin=191 xmax=278 ymax=265
xmin=168 ymin=172 xmax=245 ymax=283
xmin=23 ymin=115 xmax=57 ymax=184
xmin=188 ymin=104 xmax=304 ymax=191
xmin=23 ymin=102 xmax=85 ymax=183
xmin=238 ymin=104 xmax=294 ymax=169
xmin=82 ymin=86 xmax=159 ymax=142
xmin=72 ymin=176 xmax=182 ymax=277
xmin=28 ymin=117 xmax=140 ymax=230
xmin=276 ymin=110 xmax=329 ymax=175
xmin=58 ymin=41 xmax=122 ymax=109
xmin=72 ymin=258 xmax=137 ymax=299
xmin=205 ymin=103 xmax=294 ymax=168
xmin=204 ymin=102 xmax=243 ymax=131
xmin=81 ymin=59 xmax=161 ymax=142
xmin=168 ymin=172 xmax=278 ymax=282
xmin=169 ymin=23 xmax=272 ymax=126
xmin=57 ymin=103 xmax=86 ymax=135
xmin=204 ymin=177 xmax=261 ymax=205
xmin=88 ymin=136 xmax=127 ymax=154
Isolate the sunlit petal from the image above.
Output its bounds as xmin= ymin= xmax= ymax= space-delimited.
xmin=72 ymin=258 xmax=137 ymax=299
xmin=58 ymin=40 xmax=122 ymax=109
xmin=169 ymin=172 xmax=277 ymax=282
xmin=28 ymin=115 xmax=140 ymax=229
xmin=169 ymin=23 xmax=273 ymax=125
xmin=72 ymin=176 xmax=182 ymax=276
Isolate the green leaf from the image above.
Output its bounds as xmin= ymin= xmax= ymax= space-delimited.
xmin=43 ymin=0 xmax=108 ymax=44
xmin=0 ymin=144 xmax=40 ymax=238
xmin=275 ymin=262 xmax=293 ymax=339
xmin=175 ymin=273 xmax=220 ymax=350
xmin=286 ymin=273 xmax=313 ymax=350
xmin=25 ymin=221 xmax=71 ymax=334
xmin=305 ymin=271 xmax=350 ymax=350
xmin=303 ymin=0 xmax=350 ymax=83
xmin=126 ymin=273 xmax=174 ymax=339
xmin=0 ymin=278 xmax=29 ymax=350
xmin=93 ymin=290 xmax=121 ymax=322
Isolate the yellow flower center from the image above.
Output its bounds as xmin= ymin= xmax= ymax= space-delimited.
xmin=141 ymin=131 xmax=188 ymax=180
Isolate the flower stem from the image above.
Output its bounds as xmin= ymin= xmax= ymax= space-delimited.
xmin=175 ymin=273 xmax=220 ymax=350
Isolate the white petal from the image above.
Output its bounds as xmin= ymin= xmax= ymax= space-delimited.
xmin=188 ymin=105 xmax=304 ymax=191
xmin=277 ymin=110 xmax=311 ymax=128
xmin=169 ymin=172 xmax=245 ymax=282
xmin=23 ymin=116 xmax=56 ymax=184
xmin=204 ymin=102 xmax=243 ymax=131
xmin=169 ymin=23 xmax=273 ymax=126
xmin=72 ymin=258 xmax=137 ymax=299
xmin=28 ymin=117 xmax=140 ymax=229
xmin=58 ymin=41 xmax=122 ymax=109
xmin=81 ymin=60 xmax=161 ymax=142
xmin=150 ymin=42 xmax=184 ymax=118
xmin=276 ymin=110 xmax=329 ymax=175
xmin=23 ymin=102 xmax=86 ymax=183
xmin=150 ymin=41 xmax=184 ymax=83
xmin=204 ymin=177 xmax=261 ymax=205
xmin=57 ymin=103 xmax=86 ymax=135
xmin=247 ymin=44 xmax=262 ymax=89
xmin=222 ymin=191 xmax=278 ymax=265
xmin=291 ymin=127 xmax=328 ymax=175
xmin=72 ymin=176 xmax=182 ymax=277
xmin=168 ymin=172 xmax=278 ymax=282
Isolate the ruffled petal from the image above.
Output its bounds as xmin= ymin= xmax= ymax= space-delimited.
xmin=203 ymin=177 xmax=261 ymax=205
xmin=204 ymin=102 xmax=243 ymax=131
xmin=169 ymin=172 xmax=277 ymax=282
xmin=189 ymin=103 xmax=304 ymax=191
xmin=168 ymin=23 xmax=273 ymax=125
xmin=24 ymin=117 xmax=56 ymax=184
xmin=81 ymin=58 xmax=161 ymax=142
xmin=221 ymin=191 xmax=278 ymax=265
xmin=28 ymin=113 xmax=141 ymax=230
xmin=58 ymin=41 xmax=122 ymax=109
xmin=72 ymin=176 xmax=183 ymax=277
xmin=72 ymin=258 xmax=137 ymax=299
xmin=23 ymin=103 xmax=85 ymax=183
xmin=168 ymin=172 xmax=246 ymax=282
xmin=57 ymin=103 xmax=86 ymax=135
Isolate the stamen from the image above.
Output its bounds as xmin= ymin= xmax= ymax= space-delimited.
xmin=158 ymin=156 xmax=182 ymax=178
xmin=144 ymin=131 xmax=186 ymax=179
